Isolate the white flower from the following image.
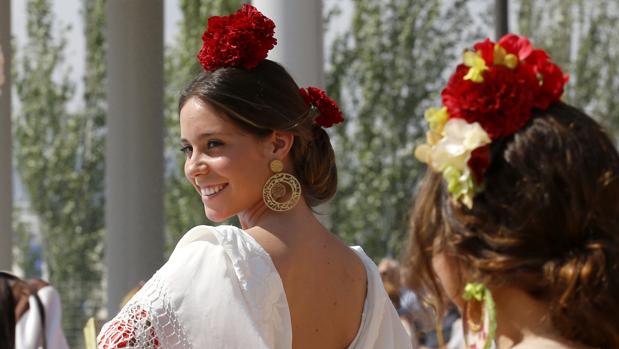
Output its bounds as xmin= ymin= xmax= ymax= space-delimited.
xmin=427 ymin=118 xmax=490 ymax=172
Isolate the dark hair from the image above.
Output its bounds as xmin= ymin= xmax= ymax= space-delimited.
xmin=179 ymin=59 xmax=337 ymax=207
xmin=0 ymin=277 xmax=16 ymax=349
xmin=405 ymin=102 xmax=619 ymax=348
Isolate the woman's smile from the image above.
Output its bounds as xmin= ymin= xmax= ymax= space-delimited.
xmin=199 ymin=183 xmax=229 ymax=203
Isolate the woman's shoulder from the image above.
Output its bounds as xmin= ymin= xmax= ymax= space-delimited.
xmin=167 ymin=224 xmax=277 ymax=287
xmin=98 ymin=225 xmax=290 ymax=348
xmin=170 ymin=225 xmax=268 ymax=260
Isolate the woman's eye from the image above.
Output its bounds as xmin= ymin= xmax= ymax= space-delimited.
xmin=180 ymin=145 xmax=192 ymax=156
xmin=207 ymin=140 xmax=223 ymax=149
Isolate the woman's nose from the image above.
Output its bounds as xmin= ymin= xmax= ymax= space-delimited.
xmin=186 ymin=153 xmax=209 ymax=180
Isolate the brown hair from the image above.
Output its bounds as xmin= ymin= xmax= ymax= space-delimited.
xmin=179 ymin=59 xmax=337 ymax=207
xmin=405 ymin=102 xmax=619 ymax=348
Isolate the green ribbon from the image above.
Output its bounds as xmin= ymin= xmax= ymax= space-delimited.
xmin=463 ymin=282 xmax=485 ymax=301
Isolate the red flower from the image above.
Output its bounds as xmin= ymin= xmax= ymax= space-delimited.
xmin=473 ymin=38 xmax=495 ymax=65
xmin=498 ymin=34 xmax=533 ymax=61
xmin=522 ymin=49 xmax=569 ymax=110
xmin=198 ymin=4 xmax=277 ymax=71
xmin=499 ymin=35 xmax=569 ymax=110
xmin=442 ymin=64 xmax=538 ymax=139
xmin=299 ymin=87 xmax=344 ymax=128
xmin=468 ymin=145 xmax=491 ymax=184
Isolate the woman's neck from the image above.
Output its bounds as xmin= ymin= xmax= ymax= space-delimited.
xmin=492 ymin=287 xmax=579 ymax=349
xmin=238 ymin=199 xmax=323 ymax=240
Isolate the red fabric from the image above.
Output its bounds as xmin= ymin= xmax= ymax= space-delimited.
xmin=97 ymin=307 xmax=160 ymax=348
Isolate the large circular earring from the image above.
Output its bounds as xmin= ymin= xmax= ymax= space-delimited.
xmin=462 ymin=282 xmax=497 ymax=349
xmin=262 ymin=159 xmax=301 ymax=212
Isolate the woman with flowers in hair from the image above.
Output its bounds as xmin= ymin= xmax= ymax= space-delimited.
xmin=406 ymin=34 xmax=619 ymax=349
xmin=97 ymin=4 xmax=411 ymax=349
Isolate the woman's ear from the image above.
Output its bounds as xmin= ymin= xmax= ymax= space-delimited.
xmin=266 ymin=131 xmax=294 ymax=159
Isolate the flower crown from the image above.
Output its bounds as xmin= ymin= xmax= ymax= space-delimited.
xmin=415 ymin=34 xmax=569 ymax=208
xmin=197 ymin=4 xmax=344 ymax=129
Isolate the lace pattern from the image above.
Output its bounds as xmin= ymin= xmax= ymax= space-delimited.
xmin=97 ymin=272 xmax=191 ymax=349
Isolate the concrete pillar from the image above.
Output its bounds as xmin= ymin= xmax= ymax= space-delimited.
xmin=251 ymin=0 xmax=324 ymax=88
xmin=105 ymin=0 xmax=164 ymax=314
xmin=495 ymin=0 xmax=509 ymax=40
xmin=251 ymin=0 xmax=330 ymax=223
xmin=0 ymin=0 xmax=12 ymax=270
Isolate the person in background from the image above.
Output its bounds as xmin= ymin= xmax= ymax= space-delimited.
xmin=406 ymin=34 xmax=619 ymax=349
xmin=0 ymin=271 xmax=70 ymax=349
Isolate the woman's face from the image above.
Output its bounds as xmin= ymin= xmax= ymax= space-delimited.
xmin=180 ymin=97 xmax=273 ymax=222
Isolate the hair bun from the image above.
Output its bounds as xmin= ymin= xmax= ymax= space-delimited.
xmin=291 ymin=125 xmax=337 ymax=207
xmin=543 ymin=238 xmax=619 ymax=347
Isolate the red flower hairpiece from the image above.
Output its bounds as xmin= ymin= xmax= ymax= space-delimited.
xmin=442 ymin=34 xmax=569 ymax=140
xmin=198 ymin=4 xmax=277 ymax=71
xmin=415 ymin=34 xmax=569 ymax=208
xmin=299 ymin=87 xmax=345 ymax=128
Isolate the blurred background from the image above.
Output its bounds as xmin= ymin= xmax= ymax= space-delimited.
xmin=1 ymin=0 xmax=618 ymax=346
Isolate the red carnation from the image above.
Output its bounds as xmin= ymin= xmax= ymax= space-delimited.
xmin=300 ymin=87 xmax=344 ymax=128
xmin=522 ymin=49 xmax=569 ymax=110
xmin=468 ymin=145 xmax=491 ymax=184
xmin=442 ymin=64 xmax=538 ymax=139
xmin=198 ymin=4 xmax=277 ymax=71
xmin=473 ymin=38 xmax=495 ymax=65
xmin=498 ymin=34 xmax=533 ymax=61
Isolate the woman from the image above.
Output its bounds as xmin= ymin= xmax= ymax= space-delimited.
xmin=406 ymin=34 xmax=619 ymax=349
xmin=0 ymin=272 xmax=69 ymax=349
xmin=98 ymin=5 xmax=411 ymax=349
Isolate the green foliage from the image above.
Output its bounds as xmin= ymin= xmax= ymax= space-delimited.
xmin=13 ymin=0 xmax=106 ymax=345
xmin=163 ymin=0 xmax=242 ymax=255
xmin=326 ymin=0 xmax=479 ymax=260
xmin=12 ymin=208 xmax=41 ymax=278
xmin=514 ymin=0 xmax=619 ymax=136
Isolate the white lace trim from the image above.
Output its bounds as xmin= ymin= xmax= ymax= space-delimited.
xmin=97 ymin=272 xmax=192 ymax=349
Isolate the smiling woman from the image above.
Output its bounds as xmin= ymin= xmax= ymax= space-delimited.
xmin=97 ymin=4 xmax=412 ymax=349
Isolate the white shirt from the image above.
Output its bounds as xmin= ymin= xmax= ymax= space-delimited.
xmin=15 ymin=285 xmax=70 ymax=349
xmin=98 ymin=225 xmax=413 ymax=348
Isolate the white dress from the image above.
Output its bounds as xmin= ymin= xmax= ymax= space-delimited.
xmin=97 ymin=225 xmax=413 ymax=349
xmin=15 ymin=285 xmax=70 ymax=349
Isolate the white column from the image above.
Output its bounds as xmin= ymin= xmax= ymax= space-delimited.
xmin=251 ymin=0 xmax=324 ymax=88
xmin=251 ymin=0 xmax=331 ymax=224
xmin=105 ymin=0 xmax=164 ymax=315
xmin=0 ymin=0 xmax=12 ymax=270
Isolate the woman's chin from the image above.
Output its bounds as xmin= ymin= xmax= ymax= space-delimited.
xmin=204 ymin=207 xmax=234 ymax=223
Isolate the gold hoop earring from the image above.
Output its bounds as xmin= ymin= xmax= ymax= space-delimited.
xmin=263 ymin=159 xmax=301 ymax=212
xmin=462 ymin=283 xmax=496 ymax=349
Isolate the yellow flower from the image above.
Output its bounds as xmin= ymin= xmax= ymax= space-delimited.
xmin=463 ymin=282 xmax=486 ymax=301
xmin=463 ymin=50 xmax=488 ymax=83
xmin=493 ymin=44 xmax=518 ymax=69
xmin=424 ymin=106 xmax=449 ymax=134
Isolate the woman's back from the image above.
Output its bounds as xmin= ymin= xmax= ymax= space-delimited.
xmin=98 ymin=224 xmax=412 ymax=348
xmin=248 ymin=223 xmax=367 ymax=349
